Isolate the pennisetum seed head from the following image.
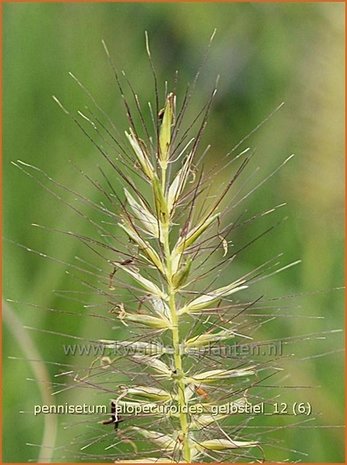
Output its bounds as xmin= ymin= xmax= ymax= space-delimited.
xmin=8 ymin=30 xmax=343 ymax=464
xmin=49 ymin=33 xmax=287 ymax=463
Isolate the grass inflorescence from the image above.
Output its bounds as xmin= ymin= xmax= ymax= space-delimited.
xmin=9 ymin=32 xmax=342 ymax=463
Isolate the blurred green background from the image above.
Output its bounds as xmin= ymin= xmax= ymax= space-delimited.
xmin=3 ymin=2 xmax=344 ymax=463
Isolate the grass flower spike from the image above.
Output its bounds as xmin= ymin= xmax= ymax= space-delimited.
xmin=4 ymin=7 xmax=344 ymax=464
xmin=16 ymin=34 xmax=310 ymax=463
xmin=64 ymin=36 xmax=276 ymax=462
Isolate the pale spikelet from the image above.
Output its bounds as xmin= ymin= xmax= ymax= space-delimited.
xmin=125 ymin=128 xmax=155 ymax=181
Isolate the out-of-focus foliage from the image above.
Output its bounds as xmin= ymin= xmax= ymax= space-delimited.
xmin=3 ymin=3 xmax=344 ymax=462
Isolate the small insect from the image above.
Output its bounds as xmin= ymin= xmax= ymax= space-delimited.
xmin=102 ymin=401 xmax=124 ymax=430
xmin=120 ymin=258 xmax=134 ymax=266
xmin=194 ymin=385 xmax=208 ymax=399
xmin=109 ymin=258 xmax=135 ymax=289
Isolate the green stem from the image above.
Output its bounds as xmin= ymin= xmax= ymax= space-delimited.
xmin=162 ymin=224 xmax=191 ymax=462
xmin=161 ymin=165 xmax=167 ymax=194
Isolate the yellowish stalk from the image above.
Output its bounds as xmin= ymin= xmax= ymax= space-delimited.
xmin=162 ymin=222 xmax=191 ymax=462
xmin=161 ymin=166 xmax=167 ymax=194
